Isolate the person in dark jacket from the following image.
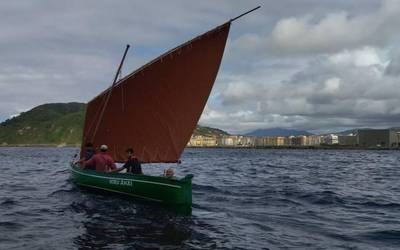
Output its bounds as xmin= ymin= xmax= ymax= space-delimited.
xmin=111 ymin=148 xmax=143 ymax=174
xmin=79 ymin=142 xmax=96 ymax=170
xmin=84 ymin=142 xmax=96 ymax=160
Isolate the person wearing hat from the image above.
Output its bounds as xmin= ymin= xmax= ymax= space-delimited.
xmin=81 ymin=144 xmax=117 ymax=172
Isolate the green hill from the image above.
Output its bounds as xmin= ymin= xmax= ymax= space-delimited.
xmin=0 ymin=103 xmax=85 ymax=146
xmin=193 ymin=125 xmax=229 ymax=137
xmin=0 ymin=102 xmax=228 ymax=146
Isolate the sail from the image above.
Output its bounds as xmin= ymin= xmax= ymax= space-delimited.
xmin=81 ymin=22 xmax=231 ymax=163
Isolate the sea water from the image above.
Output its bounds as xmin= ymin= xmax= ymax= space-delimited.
xmin=0 ymin=147 xmax=399 ymax=249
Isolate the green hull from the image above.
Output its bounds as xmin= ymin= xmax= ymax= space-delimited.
xmin=70 ymin=164 xmax=193 ymax=207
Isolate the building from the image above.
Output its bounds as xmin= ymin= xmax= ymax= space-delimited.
xmin=322 ymin=134 xmax=339 ymax=145
xmin=219 ymin=136 xmax=236 ymax=147
xmin=284 ymin=136 xmax=307 ymax=146
xmin=397 ymin=132 xmax=400 ymax=147
xmin=357 ymin=129 xmax=398 ymax=148
xmin=242 ymin=136 xmax=255 ymax=147
xmin=306 ymin=135 xmax=322 ymax=146
xmin=338 ymin=135 xmax=357 ymax=146
xmin=276 ymin=137 xmax=285 ymax=146
xmin=187 ymin=135 xmax=217 ymax=147
xmin=292 ymin=136 xmax=307 ymax=146
xmin=266 ymin=136 xmax=277 ymax=146
xmin=255 ymin=137 xmax=265 ymax=147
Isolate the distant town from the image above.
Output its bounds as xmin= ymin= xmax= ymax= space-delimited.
xmin=187 ymin=129 xmax=400 ymax=149
xmin=1 ymin=103 xmax=399 ymax=149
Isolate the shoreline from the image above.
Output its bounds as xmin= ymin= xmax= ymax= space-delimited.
xmin=0 ymin=144 xmax=399 ymax=150
xmin=0 ymin=144 xmax=80 ymax=148
xmin=187 ymin=146 xmax=400 ymax=150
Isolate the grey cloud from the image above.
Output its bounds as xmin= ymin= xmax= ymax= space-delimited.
xmin=385 ymin=49 xmax=400 ymax=76
xmin=206 ymin=45 xmax=400 ymax=133
xmin=229 ymin=0 xmax=400 ymax=58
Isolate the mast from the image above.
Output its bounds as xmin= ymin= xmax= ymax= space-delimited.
xmin=230 ymin=6 xmax=260 ymax=22
xmin=90 ymin=44 xmax=130 ymax=142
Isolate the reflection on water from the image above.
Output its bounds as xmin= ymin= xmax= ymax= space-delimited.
xmin=72 ymin=197 xmax=194 ymax=249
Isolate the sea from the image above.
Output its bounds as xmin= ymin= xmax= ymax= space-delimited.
xmin=0 ymin=147 xmax=399 ymax=250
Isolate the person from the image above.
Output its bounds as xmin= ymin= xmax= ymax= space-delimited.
xmin=80 ymin=142 xmax=96 ymax=170
xmin=81 ymin=144 xmax=117 ymax=172
xmin=84 ymin=142 xmax=96 ymax=160
xmin=164 ymin=168 xmax=175 ymax=179
xmin=111 ymin=148 xmax=143 ymax=174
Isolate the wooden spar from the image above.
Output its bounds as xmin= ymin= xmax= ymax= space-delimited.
xmin=90 ymin=44 xmax=130 ymax=141
xmin=230 ymin=6 xmax=261 ymax=22
xmin=112 ymin=44 xmax=130 ymax=87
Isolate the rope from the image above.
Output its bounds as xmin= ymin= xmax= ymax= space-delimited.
xmin=90 ymin=45 xmax=130 ymax=142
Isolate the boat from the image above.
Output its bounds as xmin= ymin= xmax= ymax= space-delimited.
xmin=71 ymin=7 xmax=260 ymax=208
xmin=71 ymin=163 xmax=193 ymax=206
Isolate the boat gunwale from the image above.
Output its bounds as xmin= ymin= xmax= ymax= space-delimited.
xmin=70 ymin=164 xmax=191 ymax=189
xmin=75 ymin=183 xmax=164 ymax=202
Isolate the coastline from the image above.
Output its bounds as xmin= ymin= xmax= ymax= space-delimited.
xmin=1 ymin=144 xmax=399 ymax=150
xmin=186 ymin=145 xmax=400 ymax=150
xmin=0 ymin=144 xmax=80 ymax=148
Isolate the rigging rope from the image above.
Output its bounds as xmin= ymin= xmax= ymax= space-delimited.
xmin=90 ymin=44 xmax=130 ymax=143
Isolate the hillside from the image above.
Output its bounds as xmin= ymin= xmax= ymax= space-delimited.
xmin=0 ymin=103 xmax=229 ymax=146
xmin=193 ymin=125 xmax=229 ymax=137
xmin=245 ymin=128 xmax=313 ymax=137
xmin=0 ymin=103 xmax=85 ymax=145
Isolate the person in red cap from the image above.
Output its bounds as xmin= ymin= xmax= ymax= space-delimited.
xmin=81 ymin=144 xmax=117 ymax=172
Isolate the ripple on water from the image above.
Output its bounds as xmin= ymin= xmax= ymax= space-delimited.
xmin=0 ymin=198 xmax=18 ymax=207
xmin=298 ymin=190 xmax=346 ymax=205
xmin=1 ymin=147 xmax=400 ymax=249
xmin=360 ymin=230 xmax=400 ymax=246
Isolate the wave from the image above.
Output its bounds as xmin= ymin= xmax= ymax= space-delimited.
xmin=48 ymin=188 xmax=76 ymax=197
xmin=298 ymin=190 xmax=345 ymax=205
xmin=361 ymin=230 xmax=400 ymax=244
xmin=355 ymin=201 xmax=400 ymax=209
xmin=0 ymin=221 xmax=24 ymax=230
xmin=192 ymin=183 xmax=234 ymax=196
xmin=0 ymin=198 xmax=18 ymax=206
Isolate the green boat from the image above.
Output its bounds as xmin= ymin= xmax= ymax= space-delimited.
xmin=70 ymin=7 xmax=259 ymax=208
xmin=71 ymin=163 xmax=193 ymax=207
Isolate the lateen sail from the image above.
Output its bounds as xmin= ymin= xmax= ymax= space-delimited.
xmin=81 ymin=22 xmax=231 ymax=163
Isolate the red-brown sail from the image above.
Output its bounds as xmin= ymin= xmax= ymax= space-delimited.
xmin=81 ymin=22 xmax=231 ymax=163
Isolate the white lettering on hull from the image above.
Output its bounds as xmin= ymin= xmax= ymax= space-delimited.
xmin=109 ymin=179 xmax=133 ymax=186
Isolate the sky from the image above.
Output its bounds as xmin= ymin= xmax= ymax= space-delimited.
xmin=1 ymin=0 xmax=400 ymax=134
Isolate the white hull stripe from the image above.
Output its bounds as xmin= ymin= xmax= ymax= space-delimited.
xmin=77 ymin=183 xmax=163 ymax=202
xmin=71 ymin=168 xmax=181 ymax=189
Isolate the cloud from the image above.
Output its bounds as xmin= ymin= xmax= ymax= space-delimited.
xmin=229 ymin=0 xmax=400 ymax=57
xmin=201 ymin=45 xmax=400 ymax=133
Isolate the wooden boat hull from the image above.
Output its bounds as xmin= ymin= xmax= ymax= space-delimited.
xmin=70 ymin=163 xmax=193 ymax=207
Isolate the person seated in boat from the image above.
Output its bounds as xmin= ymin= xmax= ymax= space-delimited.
xmin=84 ymin=142 xmax=96 ymax=160
xmin=164 ymin=167 xmax=175 ymax=179
xmin=79 ymin=142 xmax=96 ymax=170
xmin=110 ymin=148 xmax=143 ymax=174
xmin=81 ymin=144 xmax=117 ymax=172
